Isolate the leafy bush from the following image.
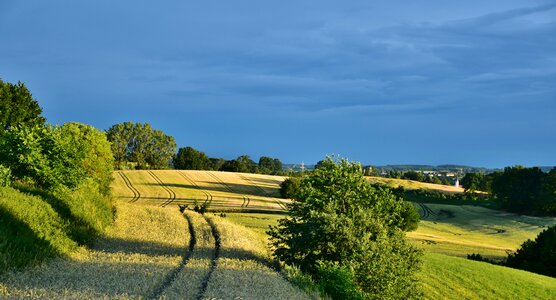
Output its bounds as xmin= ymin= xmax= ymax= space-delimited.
xmin=280 ymin=177 xmax=301 ymax=198
xmin=269 ymin=157 xmax=422 ymax=299
xmin=316 ymin=263 xmax=365 ymax=300
xmin=0 ymin=123 xmax=114 ymax=195
xmin=506 ymin=225 xmax=556 ymax=277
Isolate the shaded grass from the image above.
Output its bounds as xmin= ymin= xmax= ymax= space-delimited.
xmin=0 ymin=187 xmax=77 ymax=272
xmin=410 ymin=203 xmax=556 ymax=259
xmin=0 ymin=201 xmax=188 ymax=298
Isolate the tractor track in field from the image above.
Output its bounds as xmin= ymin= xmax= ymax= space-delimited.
xmin=119 ymin=172 xmax=140 ymax=203
xmin=239 ymin=174 xmax=287 ymax=210
xmin=417 ymin=202 xmax=437 ymax=220
xmin=196 ymin=215 xmax=221 ymax=300
xmin=148 ymin=171 xmax=177 ymax=207
xmin=147 ymin=212 xmax=196 ymax=300
xmin=207 ymin=172 xmax=250 ymax=208
xmin=178 ymin=171 xmax=213 ymax=206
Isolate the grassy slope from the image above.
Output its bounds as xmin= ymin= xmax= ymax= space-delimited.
xmin=0 ymin=201 xmax=188 ymax=298
xmin=410 ymin=203 xmax=556 ymax=259
xmin=419 ymin=253 xmax=556 ymax=299
xmin=1 ymin=199 xmax=308 ymax=299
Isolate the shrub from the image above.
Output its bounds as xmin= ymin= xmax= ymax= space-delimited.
xmin=280 ymin=177 xmax=301 ymax=198
xmin=269 ymin=156 xmax=422 ymax=299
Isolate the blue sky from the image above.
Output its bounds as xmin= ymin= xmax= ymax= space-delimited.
xmin=1 ymin=1 xmax=555 ymax=167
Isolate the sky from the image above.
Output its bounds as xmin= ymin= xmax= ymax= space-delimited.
xmin=1 ymin=1 xmax=555 ymax=168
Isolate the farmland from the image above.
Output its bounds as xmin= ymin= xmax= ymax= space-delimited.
xmin=3 ymin=170 xmax=556 ymax=299
xmin=112 ymin=170 xmax=289 ymax=212
xmin=0 ymin=200 xmax=307 ymax=299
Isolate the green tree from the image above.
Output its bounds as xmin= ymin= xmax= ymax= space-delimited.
xmin=106 ymin=122 xmax=134 ymax=169
xmin=280 ymin=177 xmax=302 ymax=199
xmin=209 ymin=158 xmax=225 ymax=171
xmin=269 ymin=157 xmax=422 ymax=299
xmin=174 ymin=146 xmax=212 ymax=170
xmin=106 ymin=122 xmax=176 ymax=169
xmin=0 ymin=79 xmax=45 ymax=130
xmin=259 ymin=156 xmax=283 ymax=174
xmin=506 ymin=225 xmax=556 ymax=277
xmin=402 ymin=171 xmax=424 ymax=182
xmin=460 ymin=172 xmax=486 ymax=192
xmin=146 ymin=129 xmax=176 ymax=169
xmin=491 ymin=166 xmax=544 ymax=214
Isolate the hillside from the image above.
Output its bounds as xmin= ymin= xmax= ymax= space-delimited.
xmin=0 ymin=200 xmax=308 ymax=299
xmin=366 ymin=176 xmax=465 ymax=194
xmin=6 ymin=170 xmax=550 ymax=298
xmin=112 ymin=170 xmax=288 ymax=212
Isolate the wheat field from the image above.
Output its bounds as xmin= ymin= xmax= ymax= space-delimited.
xmin=113 ymin=170 xmax=289 ymax=212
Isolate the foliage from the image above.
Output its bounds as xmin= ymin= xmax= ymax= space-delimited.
xmin=0 ymin=165 xmax=11 ymax=187
xmin=316 ymin=263 xmax=366 ymax=300
xmin=280 ymin=177 xmax=302 ymax=199
xmin=106 ymin=122 xmax=177 ymax=169
xmin=0 ymin=79 xmax=45 ymax=131
xmin=491 ymin=166 xmax=556 ymax=215
xmin=173 ymin=146 xmax=212 ymax=170
xmin=220 ymin=155 xmax=257 ymax=173
xmin=259 ymin=156 xmax=283 ymax=175
xmin=506 ymin=225 xmax=556 ymax=277
xmin=269 ymin=157 xmax=422 ymax=299
xmin=0 ymin=123 xmax=114 ymax=194
xmin=461 ymin=172 xmax=490 ymax=192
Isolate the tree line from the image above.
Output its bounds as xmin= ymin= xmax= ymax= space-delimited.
xmin=461 ymin=166 xmax=556 ymax=216
xmin=173 ymin=146 xmax=284 ymax=175
xmin=105 ymin=124 xmax=285 ymax=175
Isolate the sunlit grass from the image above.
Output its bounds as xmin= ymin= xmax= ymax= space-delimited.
xmin=419 ymin=252 xmax=556 ymax=299
xmin=366 ymin=176 xmax=464 ymax=194
xmin=410 ymin=203 xmax=556 ymax=259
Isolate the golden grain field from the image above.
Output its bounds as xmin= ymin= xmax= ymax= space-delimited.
xmin=113 ymin=170 xmax=290 ymax=212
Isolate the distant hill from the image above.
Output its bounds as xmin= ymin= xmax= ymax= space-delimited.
xmin=372 ymin=164 xmax=498 ymax=174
